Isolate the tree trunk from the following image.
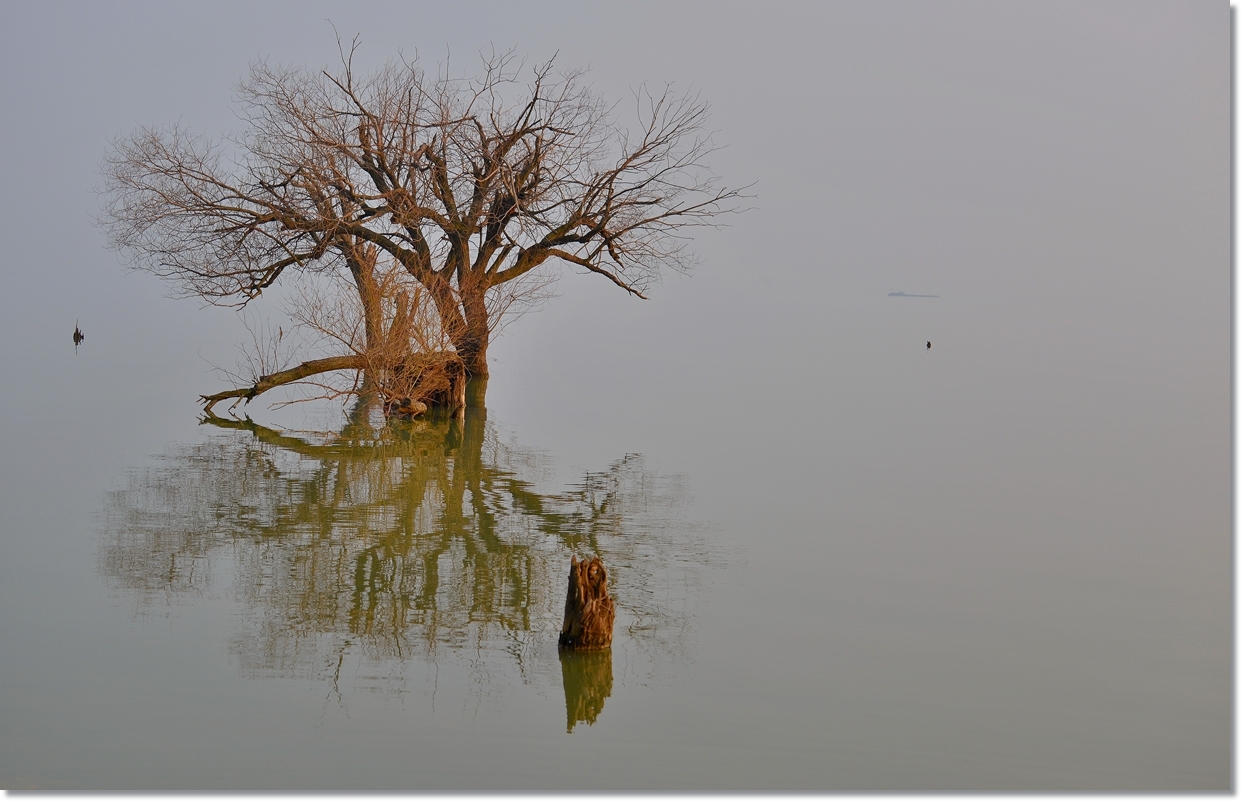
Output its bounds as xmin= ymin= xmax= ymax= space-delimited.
xmin=420 ymin=273 xmax=489 ymax=397
xmin=343 ymin=242 xmax=385 ymax=396
xmin=558 ymin=556 xmax=615 ymax=650
xmin=456 ymin=284 xmax=491 ymax=379
xmin=346 ymin=244 xmax=384 ymax=354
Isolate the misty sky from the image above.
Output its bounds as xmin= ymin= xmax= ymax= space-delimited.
xmin=0 ymin=0 xmax=1229 ymax=450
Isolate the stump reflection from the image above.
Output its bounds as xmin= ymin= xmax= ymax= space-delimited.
xmin=560 ymin=648 xmax=613 ymax=732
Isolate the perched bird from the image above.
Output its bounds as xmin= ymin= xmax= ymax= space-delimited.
xmin=73 ymin=321 xmax=85 ymax=349
xmin=926 ymin=341 xmax=931 ymax=349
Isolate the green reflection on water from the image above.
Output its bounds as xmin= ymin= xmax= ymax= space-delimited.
xmin=100 ymin=400 xmax=716 ymax=727
xmin=560 ymin=648 xmax=613 ymax=733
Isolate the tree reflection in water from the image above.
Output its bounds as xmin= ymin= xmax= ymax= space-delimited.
xmin=99 ymin=401 xmax=721 ymax=723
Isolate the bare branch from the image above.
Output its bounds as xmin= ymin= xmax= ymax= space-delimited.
xmin=201 ymin=355 xmax=365 ymax=414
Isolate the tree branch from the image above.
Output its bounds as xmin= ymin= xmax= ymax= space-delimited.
xmin=201 ymin=355 xmax=366 ymax=414
xmin=545 ymin=248 xmax=649 ymax=299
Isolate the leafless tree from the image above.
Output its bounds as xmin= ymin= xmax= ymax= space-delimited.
xmin=101 ymin=41 xmax=742 ymax=412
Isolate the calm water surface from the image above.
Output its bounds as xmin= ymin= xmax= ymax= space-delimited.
xmin=0 ymin=283 xmax=1230 ymax=791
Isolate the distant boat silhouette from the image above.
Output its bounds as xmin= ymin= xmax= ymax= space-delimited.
xmin=73 ymin=321 xmax=84 ymax=351
xmin=889 ymin=291 xmax=940 ymax=298
xmin=927 ymin=341 xmax=932 ymax=349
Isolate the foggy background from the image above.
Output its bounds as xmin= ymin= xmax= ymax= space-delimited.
xmin=0 ymin=1 xmax=1227 ymax=459
xmin=0 ymin=1 xmax=1230 ymax=790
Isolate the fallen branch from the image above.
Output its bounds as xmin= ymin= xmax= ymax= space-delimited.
xmin=201 ymin=355 xmax=365 ymax=414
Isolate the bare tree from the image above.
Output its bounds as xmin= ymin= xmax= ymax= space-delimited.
xmin=101 ymin=41 xmax=742 ymax=412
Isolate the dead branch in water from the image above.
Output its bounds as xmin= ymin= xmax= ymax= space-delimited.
xmin=201 ymin=355 xmax=365 ymax=414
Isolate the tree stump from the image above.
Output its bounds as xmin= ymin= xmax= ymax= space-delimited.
xmin=557 ymin=555 xmax=615 ymax=650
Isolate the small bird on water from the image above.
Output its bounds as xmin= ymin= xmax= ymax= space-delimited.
xmin=73 ymin=321 xmax=85 ymax=350
xmin=926 ymin=341 xmax=931 ymax=349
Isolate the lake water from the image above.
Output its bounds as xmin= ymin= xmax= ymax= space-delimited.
xmin=0 ymin=270 xmax=1229 ymax=791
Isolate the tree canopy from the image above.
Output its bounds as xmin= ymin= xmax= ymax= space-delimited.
xmin=102 ymin=43 xmax=741 ymax=413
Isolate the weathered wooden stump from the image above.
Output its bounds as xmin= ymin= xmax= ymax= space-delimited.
xmin=557 ymin=555 xmax=615 ymax=650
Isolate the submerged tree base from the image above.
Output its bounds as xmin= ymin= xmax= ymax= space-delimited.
xmin=202 ymin=350 xmax=472 ymax=418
